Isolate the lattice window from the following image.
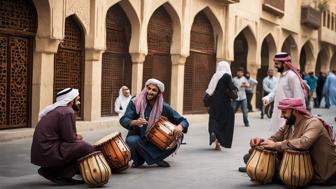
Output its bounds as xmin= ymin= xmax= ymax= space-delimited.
xmin=54 ymin=17 xmax=84 ymax=118
xmin=101 ymin=4 xmax=132 ymax=116
xmin=184 ymin=12 xmax=216 ymax=114
xmin=0 ymin=0 xmax=37 ymax=34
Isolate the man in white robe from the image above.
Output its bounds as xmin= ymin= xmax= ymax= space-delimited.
xmin=263 ymin=52 xmax=306 ymax=132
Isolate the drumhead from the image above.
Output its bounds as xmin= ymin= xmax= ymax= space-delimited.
xmin=285 ymin=149 xmax=309 ymax=154
xmin=94 ymin=131 xmax=121 ymax=146
xmin=78 ymin=151 xmax=102 ymax=162
xmin=254 ymin=146 xmax=276 ymax=154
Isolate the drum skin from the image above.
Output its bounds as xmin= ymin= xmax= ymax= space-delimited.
xmin=78 ymin=151 xmax=111 ymax=187
xmin=94 ymin=132 xmax=131 ymax=172
xmin=246 ymin=147 xmax=277 ymax=184
xmin=279 ymin=150 xmax=313 ymax=188
xmin=146 ymin=117 xmax=177 ymax=151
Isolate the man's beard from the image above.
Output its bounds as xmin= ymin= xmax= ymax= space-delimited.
xmin=277 ymin=65 xmax=284 ymax=73
xmin=72 ymin=100 xmax=80 ymax=112
xmin=286 ymin=111 xmax=296 ymax=125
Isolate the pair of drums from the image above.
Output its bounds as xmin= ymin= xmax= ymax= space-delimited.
xmin=246 ymin=147 xmax=313 ymax=188
xmin=78 ymin=132 xmax=131 ymax=187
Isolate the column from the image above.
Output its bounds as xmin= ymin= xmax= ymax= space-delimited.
xmin=83 ymin=49 xmax=103 ymax=121
xmin=170 ymin=54 xmax=187 ymax=114
xmin=31 ymin=37 xmax=60 ymax=127
xmin=130 ymin=53 xmax=146 ymax=95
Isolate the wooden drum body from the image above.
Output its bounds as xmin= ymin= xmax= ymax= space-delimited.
xmin=146 ymin=117 xmax=177 ymax=151
xmin=78 ymin=151 xmax=111 ymax=187
xmin=279 ymin=150 xmax=313 ymax=188
xmin=246 ymin=147 xmax=277 ymax=184
xmin=94 ymin=132 xmax=131 ymax=172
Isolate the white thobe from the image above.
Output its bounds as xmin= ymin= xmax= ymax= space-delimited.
xmin=263 ymin=70 xmax=305 ymax=132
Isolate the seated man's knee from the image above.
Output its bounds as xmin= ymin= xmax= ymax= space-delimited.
xmin=126 ymin=135 xmax=142 ymax=148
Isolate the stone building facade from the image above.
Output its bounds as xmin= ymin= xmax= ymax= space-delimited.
xmin=1 ymin=0 xmax=335 ymax=129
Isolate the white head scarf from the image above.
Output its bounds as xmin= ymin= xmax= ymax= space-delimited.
xmin=206 ymin=61 xmax=232 ymax=96
xmin=115 ymin=86 xmax=132 ymax=117
xmin=38 ymin=88 xmax=79 ymax=119
xmin=145 ymin=78 xmax=165 ymax=92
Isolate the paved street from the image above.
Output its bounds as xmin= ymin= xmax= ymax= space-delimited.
xmin=0 ymin=108 xmax=335 ymax=189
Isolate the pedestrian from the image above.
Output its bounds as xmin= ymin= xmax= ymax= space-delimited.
xmin=114 ymin=86 xmax=132 ymax=118
xmin=244 ymin=71 xmax=258 ymax=112
xmin=323 ymin=70 xmax=336 ymax=108
xmin=205 ymin=61 xmax=236 ymax=151
xmin=315 ymin=72 xmax=326 ymax=108
xmin=239 ymin=98 xmax=336 ymax=186
xmin=120 ymin=78 xmax=189 ymax=168
xmin=232 ymin=67 xmax=250 ymax=127
xmin=262 ymin=52 xmax=306 ymax=132
xmin=31 ymin=88 xmax=95 ymax=185
xmin=304 ymin=71 xmax=318 ymax=111
xmin=261 ymin=69 xmax=278 ymax=119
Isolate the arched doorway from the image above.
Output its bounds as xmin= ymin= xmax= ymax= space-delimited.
xmin=330 ymin=53 xmax=336 ymax=71
xmin=232 ymin=32 xmax=248 ymax=76
xmin=54 ymin=16 xmax=85 ymax=119
xmin=299 ymin=42 xmax=314 ymax=74
xmin=101 ymin=4 xmax=132 ymax=116
xmin=183 ymin=11 xmax=216 ymax=114
xmin=143 ymin=6 xmax=172 ymax=103
xmin=281 ymin=35 xmax=298 ymax=67
xmin=316 ymin=50 xmax=328 ymax=74
xmin=0 ymin=0 xmax=37 ymax=129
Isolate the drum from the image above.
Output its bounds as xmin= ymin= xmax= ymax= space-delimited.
xmin=94 ymin=132 xmax=131 ymax=172
xmin=279 ymin=150 xmax=313 ymax=188
xmin=246 ymin=147 xmax=277 ymax=184
xmin=146 ymin=116 xmax=179 ymax=151
xmin=78 ymin=151 xmax=111 ymax=187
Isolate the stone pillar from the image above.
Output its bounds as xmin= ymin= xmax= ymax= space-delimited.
xmin=31 ymin=37 xmax=60 ymax=127
xmin=130 ymin=53 xmax=146 ymax=95
xmin=170 ymin=54 xmax=187 ymax=114
xmin=83 ymin=49 xmax=103 ymax=121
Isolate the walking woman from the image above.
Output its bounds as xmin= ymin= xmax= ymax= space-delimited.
xmin=205 ymin=61 xmax=236 ymax=150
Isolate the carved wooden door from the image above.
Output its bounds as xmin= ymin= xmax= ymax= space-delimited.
xmin=0 ymin=0 xmax=37 ymax=129
xmin=184 ymin=12 xmax=216 ymax=114
xmin=102 ymin=4 xmax=132 ymax=116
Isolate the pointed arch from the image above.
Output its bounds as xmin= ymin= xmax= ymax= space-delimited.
xmin=54 ymin=15 xmax=85 ymax=119
xmin=33 ymin=0 xmax=51 ymax=37
xmin=300 ymin=41 xmax=315 ymax=72
xmin=330 ymin=52 xmax=336 ymax=71
xmin=281 ymin=35 xmax=299 ymax=67
xmin=232 ymin=26 xmax=257 ymax=75
xmin=316 ymin=46 xmax=330 ymax=74
xmin=118 ymin=0 xmax=141 ymax=53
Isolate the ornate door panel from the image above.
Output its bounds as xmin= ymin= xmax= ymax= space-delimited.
xmin=144 ymin=6 xmax=172 ymax=103
xmin=0 ymin=35 xmax=32 ymax=129
xmin=54 ymin=17 xmax=84 ymax=118
xmin=183 ymin=12 xmax=216 ymax=114
xmin=102 ymin=4 xmax=132 ymax=116
xmin=0 ymin=0 xmax=36 ymax=129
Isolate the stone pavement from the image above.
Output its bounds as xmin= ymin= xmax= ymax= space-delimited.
xmin=0 ymin=108 xmax=335 ymax=189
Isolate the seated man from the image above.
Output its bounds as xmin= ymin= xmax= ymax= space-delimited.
xmin=31 ymin=88 xmax=95 ymax=185
xmin=120 ymin=78 xmax=189 ymax=167
xmin=239 ymin=98 xmax=336 ymax=185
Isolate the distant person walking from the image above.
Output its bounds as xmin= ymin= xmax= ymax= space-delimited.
xmin=205 ymin=61 xmax=236 ymax=150
xmin=244 ymin=71 xmax=258 ymax=112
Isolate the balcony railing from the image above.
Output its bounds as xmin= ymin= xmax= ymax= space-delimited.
xmin=301 ymin=6 xmax=321 ymax=29
xmin=262 ymin=0 xmax=284 ymax=17
xmin=216 ymin=0 xmax=240 ymax=4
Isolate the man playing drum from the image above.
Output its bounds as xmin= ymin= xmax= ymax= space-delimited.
xmin=120 ymin=78 xmax=189 ymax=168
xmin=239 ymin=97 xmax=336 ymax=185
xmin=31 ymin=88 xmax=95 ymax=185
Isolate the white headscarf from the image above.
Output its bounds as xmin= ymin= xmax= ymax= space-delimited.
xmin=38 ymin=88 xmax=79 ymax=119
xmin=115 ymin=86 xmax=132 ymax=117
xmin=145 ymin=78 xmax=165 ymax=93
xmin=206 ymin=61 xmax=232 ymax=96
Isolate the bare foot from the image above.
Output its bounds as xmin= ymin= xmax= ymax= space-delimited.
xmin=214 ymin=141 xmax=221 ymax=151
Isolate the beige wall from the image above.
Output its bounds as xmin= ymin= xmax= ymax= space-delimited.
xmin=29 ymin=0 xmax=336 ymax=127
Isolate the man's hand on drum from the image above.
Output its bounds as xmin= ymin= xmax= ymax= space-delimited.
xmin=131 ymin=118 xmax=148 ymax=127
xmin=172 ymin=125 xmax=183 ymax=139
xmin=250 ymin=137 xmax=264 ymax=147
xmin=259 ymin=139 xmax=277 ymax=150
